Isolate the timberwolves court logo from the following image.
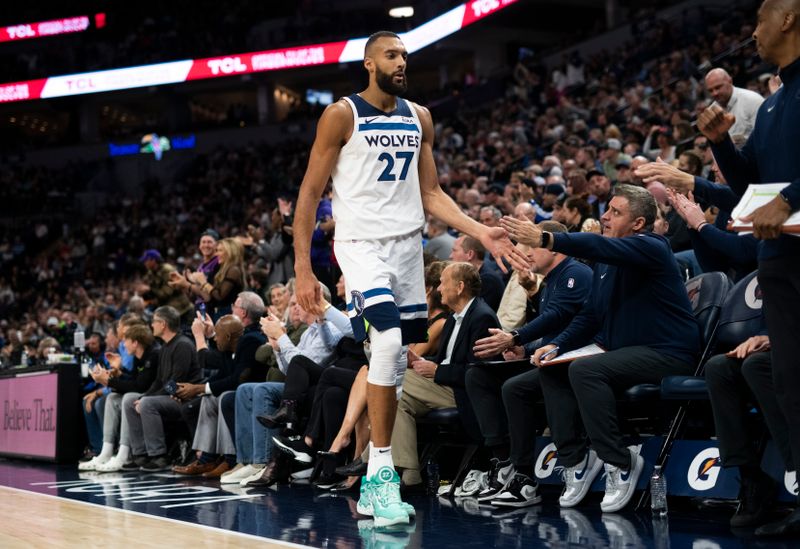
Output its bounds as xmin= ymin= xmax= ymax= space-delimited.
xmin=744 ymin=277 xmax=762 ymax=310
xmin=688 ymin=448 xmax=722 ymax=491
xmin=351 ymin=290 xmax=366 ymax=315
xmin=786 ymin=470 xmax=799 ymax=496
xmin=534 ymin=443 xmax=559 ymax=479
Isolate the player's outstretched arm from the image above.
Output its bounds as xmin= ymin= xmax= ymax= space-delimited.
xmin=294 ymin=100 xmax=351 ymax=314
xmin=414 ymin=103 xmax=529 ymax=273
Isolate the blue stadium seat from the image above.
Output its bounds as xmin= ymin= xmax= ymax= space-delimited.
xmin=661 ymin=270 xmax=763 ymax=400
xmin=637 ymin=271 xmax=763 ymax=509
xmin=624 ymin=271 xmax=731 ymax=402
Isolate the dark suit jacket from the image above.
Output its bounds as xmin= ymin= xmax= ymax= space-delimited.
xmin=478 ymin=262 xmax=505 ymax=311
xmin=432 ymin=297 xmax=501 ymax=440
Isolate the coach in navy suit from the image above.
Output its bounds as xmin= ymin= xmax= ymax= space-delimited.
xmin=391 ymin=261 xmax=501 ymax=487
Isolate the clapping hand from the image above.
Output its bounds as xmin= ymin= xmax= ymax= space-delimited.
xmin=667 ymin=189 xmax=707 ymax=230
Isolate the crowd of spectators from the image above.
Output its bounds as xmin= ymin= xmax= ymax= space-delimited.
xmin=2 ymin=0 xmax=797 ymax=532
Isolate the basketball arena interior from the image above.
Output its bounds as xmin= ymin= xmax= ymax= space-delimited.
xmin=1 ymin=0 xmax=800 ymax=547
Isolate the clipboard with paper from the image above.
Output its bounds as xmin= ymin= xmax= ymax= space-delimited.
xmin=728 ymin=183 xmax=800 ymax=235
xmin=541 ymin=343 xmax=606 ymax=366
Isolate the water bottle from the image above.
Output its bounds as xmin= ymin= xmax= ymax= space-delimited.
xmin=73 ymin=330 xmax=85 ymax=352
xmin=426 ymin=459 xmax=440 ymax=496
xmin=652 ymin=514 xmax=671 ymax=549
xmin=650 ymin=465 xmax=668 ymax=517
xmin=20 ymin=349 xmax=28 ymax=367
xmin=81 ymin=354 xmax=93 ymax=378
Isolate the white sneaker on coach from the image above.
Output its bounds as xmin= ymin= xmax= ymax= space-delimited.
xmin=221 ymin=464 xmax=263 ymax=484
xmin=476 ymin=459 xmax=514 ymax=502
xmin=454 ymin=469 xmax=488 ymax=498
xmin=600 ymin=448 xmax=644 ymax=513
xmin=95 ymin=455 xmax=125 ymax=472
xmin=220 ymin=463 xmax=244 ymax=482
xmin=558 ymin=449 xmax=603 ymax=507
xmin=78 ymin=456 xmax=109 ymax=471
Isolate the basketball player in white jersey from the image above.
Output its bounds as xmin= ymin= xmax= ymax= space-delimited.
xmin=293 ymin=31 xmax=528 ymax=526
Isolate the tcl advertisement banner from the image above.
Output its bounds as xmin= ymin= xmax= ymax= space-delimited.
xmin=0 ymin=0 xmax=517 ymax=103
xmin=0 ymin=16 xmax=91 ymax=43
xmin=0 ymin=372 xmax=58 ymax=459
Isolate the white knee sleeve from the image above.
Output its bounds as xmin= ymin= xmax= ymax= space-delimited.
xmin=366 ymin=326 xmax=403 ymax=387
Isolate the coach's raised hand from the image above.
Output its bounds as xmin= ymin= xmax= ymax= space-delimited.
xmin=697 ymin=104 xmax=735 ymax=144
xmin=500 ymin=216 xmax=543 ymax=248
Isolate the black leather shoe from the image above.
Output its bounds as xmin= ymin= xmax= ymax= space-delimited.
xmin=246 ymin=454 xmax=290 ymax=487
xmin=755 ymin=508 xmax=800 ymax=537
xmin=257 ymin=400 xmax=298 ymax=429
xmin=730 ymin=472 xmax=777 ymax=528
xmin=335 ymin=457 xmax=367 ymax=477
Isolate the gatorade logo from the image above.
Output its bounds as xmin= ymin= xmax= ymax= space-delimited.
xmin=785 ymin=470 xmax=798 ymax=496
xmin=744 ymin=277 xmax=762 ymax=310
xmin=687 ymin=448 xmax=721 ymax=491
xmin=377 ymin=466 xmax=395 ymax=483
xmin=534 ymin=443 xmax=558 ymax=479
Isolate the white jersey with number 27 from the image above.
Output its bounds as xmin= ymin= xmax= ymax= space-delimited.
xmin=331 ymin=93 xmax=425 ymax=241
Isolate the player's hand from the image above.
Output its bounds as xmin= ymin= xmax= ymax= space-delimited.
xmin=697 ymin=104 xmax=735 ymax=144
xmin=739 ymin=195 xmax=792 ymax=240
xmin=295 ymin=270 xmax=322 ymax=315
xmin=481 ymin=226 xmax=531 ymax=273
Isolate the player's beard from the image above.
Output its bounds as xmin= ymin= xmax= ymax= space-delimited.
xmin=376 ymin=66 xmax=407 ymax=95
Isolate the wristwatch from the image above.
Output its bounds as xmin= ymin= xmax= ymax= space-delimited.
xmin=510 ymin=330 xmax=522 ymax=346
xmin=541 ymin=231 xmax=551 ymax=248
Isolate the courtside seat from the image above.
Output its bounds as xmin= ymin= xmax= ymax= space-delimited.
xmin=623 ymin=272 xmax=731 ymax=404
xmin=660 ymin=376 xmax=709 ymax=399
xmin=660 ymin=270 xmax=763 ymax=401
xmin=624 ymin=383 xmax=661 ymax=402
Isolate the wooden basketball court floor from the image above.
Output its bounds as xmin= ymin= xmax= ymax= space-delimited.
xmin=0 ymin=457 xmax=796 ymax=548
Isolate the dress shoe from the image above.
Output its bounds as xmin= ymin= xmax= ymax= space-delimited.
xmin=336 ymin=457 xmax=368 ymax=477
xmin=755 ymin=508 xmax=800 ymax=537
xmin=202 ymin=461 xmax=232 ymax=479
xmin=245 ymin=455 xmax=290 ymax=487
xmin=257 ymin=400 xmax=298 ymax=429
xmin=730 ymin=471 xmax=777 ymax=528
xmin=173 ymin=458 xmax=221 ymax=476
xmin=121 ymin=455 xmax=149 ymax=471
xmin=140 ymin=455 xmax=171 ymax=472
xmin=329 ymin=476 xmax=360 ymax=492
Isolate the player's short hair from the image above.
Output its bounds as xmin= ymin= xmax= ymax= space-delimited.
xmin=365 ymin=31 xmax=401 ymax=58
